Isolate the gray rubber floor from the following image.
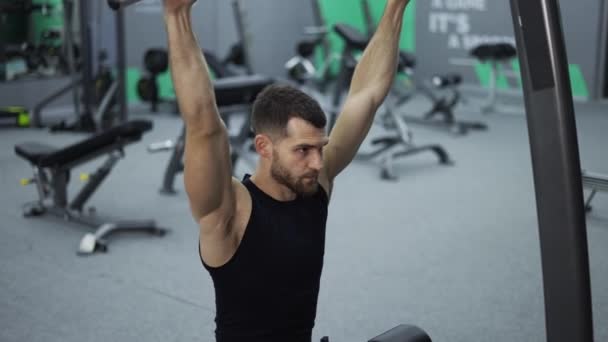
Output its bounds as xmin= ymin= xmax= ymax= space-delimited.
xmin=1 ymin=97 xmax=607 ymax=342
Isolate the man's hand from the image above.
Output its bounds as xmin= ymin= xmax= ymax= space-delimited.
xmin=163 ymin=0 xmax=197 ymax=15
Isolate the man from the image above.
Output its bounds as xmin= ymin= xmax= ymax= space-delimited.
xmin=163 ymin=0 xmax=411 ymax=341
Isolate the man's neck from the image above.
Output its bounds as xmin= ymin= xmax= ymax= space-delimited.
xmin=249 ymin=170 xmax=297 ymax=202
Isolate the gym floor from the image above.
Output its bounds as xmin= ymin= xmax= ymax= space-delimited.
xmin=1 ymin=99 xmax=607 ymax=342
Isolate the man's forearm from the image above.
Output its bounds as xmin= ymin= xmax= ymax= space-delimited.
xmin=349 ymin=0 xmax=409 ymax=106
xmin=165 ymin=8 xmax=223 ymax=133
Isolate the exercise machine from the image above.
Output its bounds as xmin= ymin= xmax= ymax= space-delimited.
xmin=361 ymin=0 xmax=487 ymax=136
xmin=331 ymin=23 xmax=452 ymax=180
xmin=136 ymin=44 xmax=250 ymax=114
xmin=33 ymin=0 xmax=128 ymax=132
xmin=14 ymin=120 xmax=166 ymax=255
xmin=510 ymin=0 xmax=594 ymax=340
xmin=284 ymin=0 xmax=337 ymax=96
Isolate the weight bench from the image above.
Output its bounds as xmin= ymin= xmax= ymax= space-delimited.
xmin=148 ymin=74 xmax=275 ymax=194
xmin=15 ymin=119 xmax=166 ymax=255
xmin=582 ymin=170 xmax=608 ymax=212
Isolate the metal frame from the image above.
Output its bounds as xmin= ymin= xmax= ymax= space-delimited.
xmin=231 ymin=0 xmax=254 ymax=75
xmin=598 ymin=0 xmax=608 ymax=99
xmin=509 ymin=0 xmax=594 ymax=341
xmin=33 ymin=0 xmax=128 ymax=131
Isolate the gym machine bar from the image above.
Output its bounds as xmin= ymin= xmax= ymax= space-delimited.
xmin=78 ymin=0 xmax=95 ymax=129
xmin=509 ymin=0 xmax=594 ymax=341
xmin=115 ymin=3 xmax=128 ymax=122
xmin=232 ymin=0 xmax=254 ymax=75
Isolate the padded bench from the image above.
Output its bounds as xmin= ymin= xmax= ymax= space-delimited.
xmin=15 ymin=119 xmax=166 ymax=255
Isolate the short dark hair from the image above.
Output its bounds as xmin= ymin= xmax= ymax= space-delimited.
xmin=251 ymin=84 xmax=326 ymax=138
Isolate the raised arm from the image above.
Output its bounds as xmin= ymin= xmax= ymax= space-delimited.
xmin=165 ymin=1 xmax=235 ymax=225
xmin=322 ymin=0 xmax=410 ymax=182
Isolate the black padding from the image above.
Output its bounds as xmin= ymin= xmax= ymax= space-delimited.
xmin=137 ymin=76 xmax=158 ymax=102
xmin=470 ymin=43 xmax=517 ymax=61
xmin=204 ymin=51 xmax=233 ymax=78
xmin=15 ymin=142 xmax=58 ymax=165
xmin=214 ymin=75 xmax=275 ymax=107
xmin=334 ymin=23 xmax=369 ymax=50
xmin=297 ymin=38 xmax=322 ymax=58
xmin=368 ymin=324 xmax=432 ymax=342
xmin=144 ymin=48 xmax=169 ymax=75
xmin=15 ymin=120 xmax=153 ymax=168
xmin=224 ymin=43 xmax=246 ymax=67
xmin=398 ymin=51 xmax=416 ymax=70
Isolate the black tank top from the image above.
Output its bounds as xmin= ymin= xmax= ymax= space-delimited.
xmin=200 ymin=174 xmax=329 ymax=342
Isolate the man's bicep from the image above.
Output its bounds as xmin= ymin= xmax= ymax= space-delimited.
xmin=183 ymin=125 xmax=236 ymax=221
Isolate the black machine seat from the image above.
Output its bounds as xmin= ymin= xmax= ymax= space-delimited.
xmin=15 ymin=120 xmax=152 ymax=168
xmin=297 ymin=37 xmax=324 ymax=58
xmin=398 ymin=51 xmax=416 ymax=70
xmin=334 ymin=23 xmax=369 ymax=51
xmin=214 ymin=74 xmax=274 ymax=108
xmin=470 ymin=43 xmax=517 ymax=62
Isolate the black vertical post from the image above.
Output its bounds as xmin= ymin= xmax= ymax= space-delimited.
xmin=232 ymin=0 xmax=254 ymax=75
xmin=78 ymin=0 xmax=95 ymax=130
xmin=508 ymin=1 xmax=594 ymax=341
xmin=116 ymin=5 xmax=128 ymax=123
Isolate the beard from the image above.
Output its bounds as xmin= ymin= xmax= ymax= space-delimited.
xmin=270 ymin=150 xmax=319 ymax=197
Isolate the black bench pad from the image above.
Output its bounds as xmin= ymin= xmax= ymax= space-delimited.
xmin=214 ymin=74 xmax=274 ymax=108
xmin=334 ymin=23 xmax=369 ymax=51
xmin=15 ymin=120 xmax=153 ymax=168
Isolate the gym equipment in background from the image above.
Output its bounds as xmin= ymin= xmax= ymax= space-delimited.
xmin=450 ymin=42 xmax=524 ymax=115
xmin=284 ymin=0 xmax=336 ymax=95
xmin=33 ymin=0 xmax=129 ymax=133
xmin=361 ymin=0 xmax=487 ymax=136
xmin=14 ymin=120 xmax=167 ymax=255
xmin=149 ymin=75 xmax=273 ymax=195
xmin=331 ymin=23 xmax=452 ymax=180
xmin=146 ymin=0 xmax=263 ymax=194
xmin=0 ymin=106 xmax=30 ymax=127
xmin=470 ymin=43 xmax=522 ymax=115
xmin=136 ymin=48 xmax=175 ymax=113
xmin=582 ymin=170 xmax=608 ymax=213
xmin=136 ymin=43 xmax=249 ymax=114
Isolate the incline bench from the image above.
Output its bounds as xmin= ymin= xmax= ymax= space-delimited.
xmin=15 ymin=119 xmax=167 ymax=255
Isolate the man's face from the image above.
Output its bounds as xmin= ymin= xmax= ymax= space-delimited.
xmin=270 ymin=118 xmax=328 ymax=197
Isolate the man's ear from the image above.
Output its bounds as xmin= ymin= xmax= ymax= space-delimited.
xmin=254 ymin=134 xmax=273 ymax=159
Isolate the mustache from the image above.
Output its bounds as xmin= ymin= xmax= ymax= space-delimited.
xmin=302 ymin=172 xmax=319 ymax=179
